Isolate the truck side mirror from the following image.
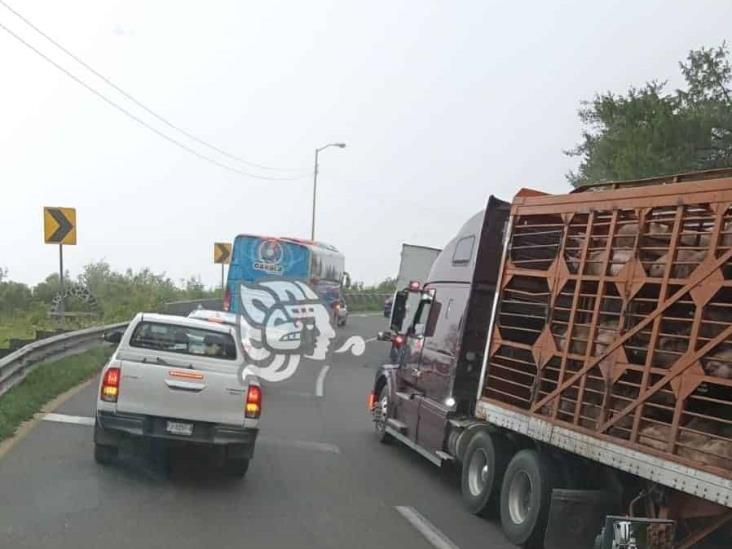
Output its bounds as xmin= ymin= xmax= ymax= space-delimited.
xmin=424 ymin=301 xmax=441 ymax=338
xmin=376 ymin=331 xmax=392 ymax=342
xmin=342 ymin=272 xmax=351 ymax=289
xmin=390 ymin=290 xmax=409 ymax=332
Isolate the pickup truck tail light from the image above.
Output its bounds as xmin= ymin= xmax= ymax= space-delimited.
xmin=101 ymin=364 xmax=121 ymax=402
xmin=245 ymin=385 xmax=262 ymax=418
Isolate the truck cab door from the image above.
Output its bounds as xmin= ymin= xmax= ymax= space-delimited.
xmin=394 ymin=294 xmax=433 ymax=441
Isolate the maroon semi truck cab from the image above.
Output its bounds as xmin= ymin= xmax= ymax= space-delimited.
xmin=371 ymin=196 xmax=510 ymax=459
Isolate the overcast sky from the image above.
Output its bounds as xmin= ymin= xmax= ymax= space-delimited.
xmin=2 ymin=0 xmax=731 ymax=288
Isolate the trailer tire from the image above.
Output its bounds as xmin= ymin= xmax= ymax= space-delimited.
xmin=460 ymin=431 xmax=511 ymax=516
xmin=373 ymin=385 xmax=393 ymax=444
xmin=499 ymin=449 xmax=557 ymax=548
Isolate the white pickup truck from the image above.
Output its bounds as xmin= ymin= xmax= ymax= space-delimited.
xmin=94 ymin=313 xmax=260 ymax=476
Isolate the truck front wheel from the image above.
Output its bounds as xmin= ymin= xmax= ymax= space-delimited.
xmin=499 ymin=449 xmax=557 ymax=548
xmin=460 ymin=431 xmax=511 ymax=516
xmin=373 ymin=385 xmax=393 ymax=444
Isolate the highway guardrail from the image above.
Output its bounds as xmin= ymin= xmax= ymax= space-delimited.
xmin=0 ymin=322 xmax=127 ymax=398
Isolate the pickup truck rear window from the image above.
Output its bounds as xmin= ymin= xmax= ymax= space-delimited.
xmin=129 ymin=322 xmax=237 ymax=360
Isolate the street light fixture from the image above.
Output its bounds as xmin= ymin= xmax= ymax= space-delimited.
xmin=311 ymin=142 xmax=346 ymax=241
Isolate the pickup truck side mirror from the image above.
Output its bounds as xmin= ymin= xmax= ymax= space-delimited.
xmin=103 ymin=331 xmax=122 ymax=344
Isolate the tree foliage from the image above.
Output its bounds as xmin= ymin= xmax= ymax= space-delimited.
xmin=349 ymin=277 xmax=396 ymax=293
xmin=0 ymin=262 xmax=219 ymax=325
xmin=568 ymin=44 xmax=732 ymax=186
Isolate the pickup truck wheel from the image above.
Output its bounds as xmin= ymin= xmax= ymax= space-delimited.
xmin=224 ymin=458 xmax=250 ymax=477
xmin=373 ymin=385 xmax=393 ymax=444
xmin=499 ymin=449 xmax=557 ymax=548
xmin=460 ymin=431 xmax=511 ymax=516
xmin=94 ymin=443 xmax=117 ymax=465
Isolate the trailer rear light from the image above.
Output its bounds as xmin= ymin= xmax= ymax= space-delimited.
xmin=223 ymin=287 xmax=232 ymax=311
xmin=245 ymin=385 xmax=262 ymax=418
xmin=367 ymin=391 xmax=377 ymax=410
xmin=101 ymin=365 xmax=121 ymax=402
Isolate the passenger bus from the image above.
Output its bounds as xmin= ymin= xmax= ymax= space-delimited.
xmin=224 ymin=235 xmax=349 ymax=325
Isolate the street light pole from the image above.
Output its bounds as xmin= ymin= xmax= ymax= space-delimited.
xmin=311 ymin=148 xmax=319 ymax=241
xmin=310 ymin=142 xmax=346 ymax=241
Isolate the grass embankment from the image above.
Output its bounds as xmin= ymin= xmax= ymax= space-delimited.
xmin=0 ymin=345 xmax=113 ymax=442
xmin=0 ymin=315 xmax=96 ymax=348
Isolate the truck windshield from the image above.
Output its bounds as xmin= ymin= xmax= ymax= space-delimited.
xmin=129 ymin=322 xmax=237 ymax=360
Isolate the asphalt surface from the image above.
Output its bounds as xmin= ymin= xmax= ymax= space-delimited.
xmin=0 ymin=314 xmax=512 ymax=549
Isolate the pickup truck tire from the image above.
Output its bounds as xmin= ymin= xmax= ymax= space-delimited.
xmin=499 ymin=449 xmax=557 ymax=548
xmin=224 ymin=457 xmax=250 ymax=477
xmin=460 ymin=431 xmax=511 ymax=516
xmin=374 ymin=385 xmax=393 ymax=444
xmin=94 ymin=442 xmax=117 ymax=465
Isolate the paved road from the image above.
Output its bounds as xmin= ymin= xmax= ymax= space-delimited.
xmin=0 ymin=314 xmax=511 ymax=549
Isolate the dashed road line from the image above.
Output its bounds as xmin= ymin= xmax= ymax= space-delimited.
xmin=395 ymin=506 xmax=460 ymax=549
xmin=40 ymin=412 xmax=95 ymax=426
xmin=315 ymin=364 xmax=330 ymax=398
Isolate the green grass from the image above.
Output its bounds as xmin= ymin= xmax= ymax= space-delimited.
xmin=0 ymin=345 xmax=113 ymax=442
xmin=0 ymin=324 xmax=34 ymax=348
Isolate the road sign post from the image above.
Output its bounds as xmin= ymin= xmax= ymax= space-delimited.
xmin=214 ymin=242 xmax=232 ymax=294
xmin=44 ymin=207 xmax=76 ymax=316
xmin=59 ymin=244 xmax=64 ymax=312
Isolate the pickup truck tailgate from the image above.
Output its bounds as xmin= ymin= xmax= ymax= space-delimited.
xmin=116 ymin=360 xmax=245 ymax=426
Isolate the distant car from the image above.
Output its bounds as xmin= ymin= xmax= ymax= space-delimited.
xmin=94 ymin=313 xmax=260 ymax=477
xmin=383 ymin=295 xmax=393 ymax=317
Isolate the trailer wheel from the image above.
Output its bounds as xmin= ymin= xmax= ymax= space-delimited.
xmin=373 ymin=385 xmax=393 ymax=444
xmin=499 ymin=449 xmax=557 ymax=548
xmin=460 ymin=431 xmax=511 ymax=516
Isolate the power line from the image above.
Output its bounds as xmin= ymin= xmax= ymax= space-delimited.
xmin=0 ymin=0 xmax=305 ymax=173
xmin=0 ymin=17 xmax=310 ymax=180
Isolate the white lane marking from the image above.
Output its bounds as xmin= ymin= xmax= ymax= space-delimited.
xmin=334 ymin=336 xmax=365 ymax=356
xmin=395 ymin=506 xmax=460 ymax=549
xmin=315 ymin=364 xmax=331 ymax=398
xmin=364 ymin=337 xmax=377 ymax=343
xmin=350 ymin=312 xmax=381 ymax=317
xmin=259 ymin=436 xmax=340 ymax=454
xmin=40 ymin=413 xmax=95 ymax=426
xmin=38 ymin=413 xmax=342 ymax=455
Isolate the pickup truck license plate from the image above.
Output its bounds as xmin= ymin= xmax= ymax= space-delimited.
xmin=166 ymin=421 xmax=193 ymax=436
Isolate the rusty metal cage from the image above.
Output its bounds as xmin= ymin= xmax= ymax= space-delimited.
xmin=482 ymin=171 xmax=732 ymax=479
